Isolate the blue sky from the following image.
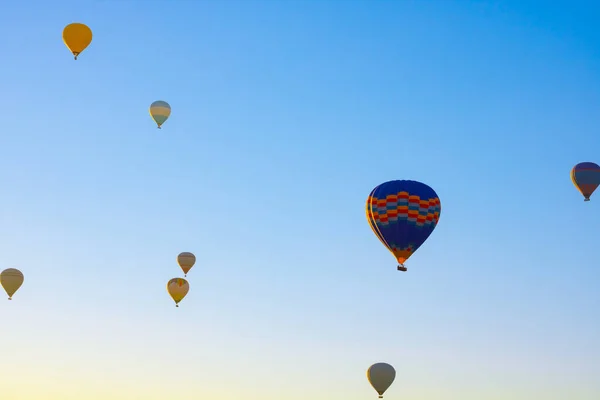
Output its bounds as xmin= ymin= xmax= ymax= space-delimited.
xmin=0 ymin=1 xmax=599 ymax=399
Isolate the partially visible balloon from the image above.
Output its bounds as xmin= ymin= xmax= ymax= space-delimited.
xmin=177 ymin=252 xmax=196 ymax=277
xmin=62 ymin=23 xmax=92 ymax=60
xmin=167 ymin=278 xmax=189 ymax=307
xmin=366 ymin=180 xmax=441 ymax=271
xmin=1 ymin=268 xmax=24 ymax=300
xmin=571 ymin=162 xmax=600 ymax=201
xmin=367 ymin=363 xmax=396 ymax=398
xmin=149 ymin=101 xmax=171 ymax=129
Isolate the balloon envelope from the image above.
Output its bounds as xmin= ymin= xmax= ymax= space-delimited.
xmin=149 ymin=101 xmax=171 ymax=128
xmin=367 ymin=363 xmax=396 ymax=398
xmin=62 ymin=23 xmax=92 ymax=60
xmin=366 ymin=180 xmax=441 ymax=270
xmin=1 ymin=268 xmax=24 ymax=300
xmin=167 ymin=278 xmax=189 ymax=307
xmin=571 ymin=162 xmax=600 ymax=201
xmin=177 ymin=252 xmax=196 ymax=276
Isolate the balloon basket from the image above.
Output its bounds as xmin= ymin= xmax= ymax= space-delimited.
xmin=584 ymin=198 xmax=590 ymax=201
xmin=397 ymin=265 xmax=407 ymax=272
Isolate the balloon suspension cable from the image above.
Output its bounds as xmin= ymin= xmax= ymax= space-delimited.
xmin=73 ymin=52 xmax=79 ymax=60
xmin=397 ymin=264 xmax=407 ymax=272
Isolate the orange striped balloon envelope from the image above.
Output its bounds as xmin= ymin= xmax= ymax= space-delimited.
xmin=177 ymin=252 xmax=196 ymax=277
xmin=571 ymin=162 xmax=600 ymax=201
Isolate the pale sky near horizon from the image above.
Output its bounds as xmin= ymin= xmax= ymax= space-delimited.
xmin=1 ymin=1 xmax=599 ymax=399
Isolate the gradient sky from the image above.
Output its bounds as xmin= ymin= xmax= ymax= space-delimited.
xmin=1 ymin=0 xmax=599 ymax=399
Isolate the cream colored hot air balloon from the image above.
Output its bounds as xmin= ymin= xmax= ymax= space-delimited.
xmin=367 ymin=363 xmax=396 ymax=398
xmin=177 ymin=252 xmax=196 ymax=277
xmin=1 ymin=268 xmax=24 ymax=300
xmin=62 ymin=23 xmax=93 ymax=60
xmin=167 ymin=278 xmax=189 ymax=307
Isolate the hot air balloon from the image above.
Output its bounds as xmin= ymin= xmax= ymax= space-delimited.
xmin=149 ymin=101 xmax=171 ymax=129
xmin=571 ymin=162 xmax=600 ymax=201
xmin=366 ymin=180 xmax=441 ymax=271
xmin=167 ymin=278 xmax=189 ymax=307
xmin=177 ymin=252 xmax=196 ymax=277
xmin=367 ymin=363 xmax=396 ymax=398
xmin=62 ymin=23 xmax=92 ymax=60
xmin=1 ymin=268 xmax=24 ymax=300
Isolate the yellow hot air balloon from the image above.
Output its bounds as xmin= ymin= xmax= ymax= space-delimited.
xmin=149 ymin=101 xmax=171 ymax=129
xmin=1 ymin=268 xmax=24 ymax=300
xmin=167 ymin=278 xmax=189 ymax=307
xmin=367 ymin=363 xmax=396 ymax=398
xmin=62 ymin=23 xmax=93 ymax=60
xmin=177 ymin=252 xmax=196 ymax=277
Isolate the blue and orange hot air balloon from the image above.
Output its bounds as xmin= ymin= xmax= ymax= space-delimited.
xmin=366 ymin=180 xmax=441 ymax=271
xmin=571 ymin=162 xmax=600 ymax=201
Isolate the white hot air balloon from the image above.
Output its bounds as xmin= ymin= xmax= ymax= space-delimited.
xmin=367 ymin=362 xmax=396 ymax=398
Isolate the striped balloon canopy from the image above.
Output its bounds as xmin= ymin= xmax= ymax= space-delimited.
xmin=571 ymin=162 xmax=600 ymax=201
xmin=366 ymin=180 xmax=441 ymax=271
xmin=149 ymin=100 xmax=171 ymax=129
xmin=177 ymin=252 xmax=196 ymax=277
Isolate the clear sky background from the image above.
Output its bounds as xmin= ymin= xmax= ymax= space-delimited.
xmin=1 ymin=0 xmax=599 ymax=399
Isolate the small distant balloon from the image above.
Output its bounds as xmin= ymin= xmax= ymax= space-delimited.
xmin=366 ymin=180 xmax=441 ymax=271
xmin=367 ymin=363 xmax=396 ymax=398
xmin=1 ymin=268 xmax=24 ymax=300
xmin=62 ymin=23 xmax=92 ymax=60
xmin=167 ymin=278 xmax=189 ymax=307
xmin=177 ymin=252 xmax=196 ymax=277
xmin=571 ymin=162 xmax=600 ymax=201
xmin=149 ymin=101 xmax=171 ymax=129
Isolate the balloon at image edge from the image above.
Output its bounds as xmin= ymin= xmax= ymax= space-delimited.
xmin=366 ymin=180 xmax=441 ymax=272
xmin=62 ymin=23 xmax=92 ymax=60
xmin=1 ymin=268 xmax=24 ymax=300
xmin=177 ymin=252 xmax=196 ymax=277
xmin=367 ymin=363 xmax=396 ymax=398
xmin=167 ymin=278 xmax=189 ymax=307
xmin=150 ymin=101 xmax=171 ymax=129
xmin=571 ymin=162 xmax=600 ymax=201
